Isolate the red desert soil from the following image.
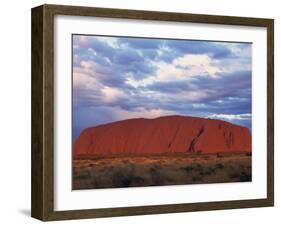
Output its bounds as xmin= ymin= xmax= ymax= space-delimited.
xmin=74 ymin=115 xmax=251 ymax=156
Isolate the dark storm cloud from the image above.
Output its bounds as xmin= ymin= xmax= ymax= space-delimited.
xmin=191 ymin=71 xmax=251 ymax=100
xmin=143 ymin=40 xmax=235 ymax=64
xmin=145 ymin=70 xmax=251 ymax=116
xmin=163 ymin=39 xmax=232 ymax=60
xmin=119 ymin=37 xmax=233 ymax=61
xmin=119 ymin=37 xmax=162 ymax=49
xmin=147 ymin=71 xmax=251 ymax=98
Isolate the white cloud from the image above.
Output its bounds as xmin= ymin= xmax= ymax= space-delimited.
xmin=208 ymin=113 xmax=252 ymax=121
xmin=173 ymin=54 xmax=221 ymax=76
xmin=73 ymin=60 xmax=127 ymax=105
xmin=101 ymin=86 xmax=126 ymax=103
xmin=125 ymin=54 xmax=222 ymax=88
xmin=73 ymin=61 xmax=101 ymax=90
xmin=192 ymin=103 xmax=207 ymax=108
xmin=73 ymin=70 xmax=98 ymax=90
xmin=125 ymin=75 xmax=155 ymax=88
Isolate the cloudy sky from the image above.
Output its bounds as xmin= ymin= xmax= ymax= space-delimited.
xmin=72 ymin=35 xmax=252 ymax=141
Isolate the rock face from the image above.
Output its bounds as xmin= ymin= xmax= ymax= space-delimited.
xmin=73 ymin=115 xmax=251 ymax=156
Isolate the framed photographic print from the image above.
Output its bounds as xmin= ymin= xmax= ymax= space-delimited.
xmin=31 ymin=4 xmax=274 ymax=221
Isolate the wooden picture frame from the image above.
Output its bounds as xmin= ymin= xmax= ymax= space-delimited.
xmin=31 ymin=4 xmax=274 ymax=221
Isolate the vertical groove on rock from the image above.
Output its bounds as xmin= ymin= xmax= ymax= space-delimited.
xmin=187 ymin=127 xmax=205 ymax=152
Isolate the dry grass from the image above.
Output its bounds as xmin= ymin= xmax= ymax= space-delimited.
xmin=72 ymin=153 xmax=251 ymax=190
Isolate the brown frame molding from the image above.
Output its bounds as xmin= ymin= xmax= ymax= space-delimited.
xmin=31 ymin=4 xmax=274 ymax=221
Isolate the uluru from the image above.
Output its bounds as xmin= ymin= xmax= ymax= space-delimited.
xmin=73 ymin=115 xmax=251 ymax=156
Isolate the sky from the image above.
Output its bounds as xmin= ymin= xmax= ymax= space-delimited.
xmin=72 ymin=35 xmax=252 ymax=141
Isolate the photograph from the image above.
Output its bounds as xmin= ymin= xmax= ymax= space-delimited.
xmin=72 ymin=34 xmax=252 ymax=190
xmin=31 ymin=4 xmax=274 ymax=221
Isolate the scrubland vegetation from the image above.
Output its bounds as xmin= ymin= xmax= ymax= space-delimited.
xmin=73 ymin=153 xmax=251 ymax=189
